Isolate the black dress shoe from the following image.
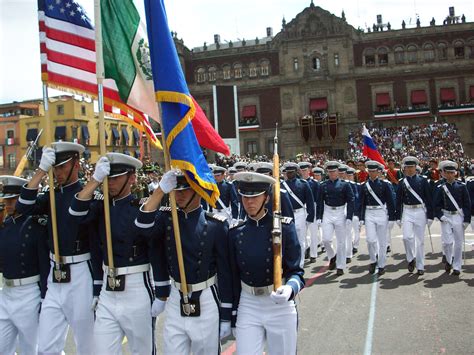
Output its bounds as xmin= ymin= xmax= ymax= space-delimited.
xmin=386 ymin=245 xmax=391 ymax=253
xmin=329 ymin=256 xmax=337 ymax=270
xmin=346 ymin=258 xmax=352 ymax=264
xmin=378 ymin=267 xmax=385 ymax=275
xmin=408 ymin=259 xmax=416 ymax=273
xmin=336 ymin=268 xmax=344 ymax=276
xmin=352 ymin=247 xmax=358 ymax=255
xmin=369 ymin=262 xmax=377 ymax=274
xmin=305 ymin=248 xmax=310 ymax=259
xmin=310 ymin=257 xmax=317 ymax=263
xmin=321 ymin=247 xmax=326 ymax=253
xmin=452 ymin=270 xmax=461 ymax=276
xmin=417 ymin=270 xmax=425 ymax=276
xmin=442 ymin=255 xmax=447 ymax=264
xmin=445 ymin=262 xmax=452 ymax=273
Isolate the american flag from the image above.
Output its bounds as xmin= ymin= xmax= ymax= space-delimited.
xmin=37 ymin=0 xmax=160 ymax=147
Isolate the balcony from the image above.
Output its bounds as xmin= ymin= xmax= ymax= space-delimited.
xmin=438 ymin=103 xmax=474 ymax=116
xmin=374 ymin=107 xmax=431 ymax=120
xmin=238 ymin=117 xmax=259 ymax=131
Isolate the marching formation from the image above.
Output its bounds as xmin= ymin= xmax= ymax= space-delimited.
xmin=0 ymin=141 xmax=473 ymax=354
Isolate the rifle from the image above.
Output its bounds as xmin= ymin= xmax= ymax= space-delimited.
xmin=14 ymin=129 xmax=43 ymax=177
xmin=272 ymin=123 xmax=283 ymax=290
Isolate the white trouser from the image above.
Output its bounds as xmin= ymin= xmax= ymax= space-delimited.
xmin=440 ymin=213 xmax=465 ymax=271
xmin=293 ymin=208 xmax=307 ymax=268
xmin=309 ymin=203 xmax=321 ymax=258
xmin=213 ymin=206 xmax=232 ymax=223
xmin=322 ymin=206 xmax=347 ymax=270
xmin=402 ymin=208 xmax=427 ymax=271
xmin=38 ymin=261 xmax=94 ymax=355
xmin=0 ymin=282 xmax=41 ymax=354
xmin=365 ymin=209 xmax=389 ymax=268
xmin=352 ymin=216 xmax=361 ymax=249
xmin=94 ymin=271 xmax=154 ymax=354
xmin=386 ymin=220 xmax=394 ymax=247
xmin=236 ymin=290 xmax=297 ymax=355
xmin=163 ymin=285 xmax=220 ymax=355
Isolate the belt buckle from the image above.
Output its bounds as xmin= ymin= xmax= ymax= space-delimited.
xmin=5 ymin=279 xmax=13 ymax=287
xmin=254 ymin=287 xmax=266 ymax=296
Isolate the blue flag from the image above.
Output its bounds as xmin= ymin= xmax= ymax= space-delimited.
xmin=144 ymin=0 xmax=219 ymax=206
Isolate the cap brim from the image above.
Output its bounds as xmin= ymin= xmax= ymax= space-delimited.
xmin=238 ymin=190 xmax=267 ymax=197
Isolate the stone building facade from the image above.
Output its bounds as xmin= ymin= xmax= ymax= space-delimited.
xmin=177 ymin=2 xmax=474 ymax=160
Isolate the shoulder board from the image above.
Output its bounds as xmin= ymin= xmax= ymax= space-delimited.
xmin=93 ymin=191 xmax=104 ymax=201
xmin=281 ymin=216 xmax=293 ymax=224
xmin=280 ymin=188 xmax=288 ymax=193
xmin=159 ymin=206 xmax=172 ymax=212
xmin=31 ymin=214 xmax=48 ymax=226
xmin=41 ymin=185 xmax=50 ymax=193
xmin=465 ymin=176 xmax=474 ymax=182
xmin=205 ymin=212 xmax=227 ymax=222
xmin=130 ymin=197 xmax=149 ymax=206
xmin=230 ymin=220 xmax=245 ymax=230
xmin=456 ymin=180 xmax=466 ymax=185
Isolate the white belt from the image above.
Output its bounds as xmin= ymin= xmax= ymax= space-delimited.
xmin=324 ymin=204 xmax=346 ymax=211
xmin=4 ymin=274 xmax=40 ymax=287
xmin=241 ymin=281 xmax=273 ymax=296
xmin=50 ymin=252 xmax=91 ymax=264
xmin=403 ymin=204 xmax=424 ymax=209
xmin=171 ymin=275 xmax=216 ymax=292
xmin=366 ymin=205 xmax=385 ymax=210
xmin=442 ymin=209 xmax=459 ymax=215
xmin=104 ymin=263 xmax=150 ymax=276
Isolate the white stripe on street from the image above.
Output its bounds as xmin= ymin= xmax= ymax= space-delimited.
xmin=363 ymin=274 xmax=378 ymax=355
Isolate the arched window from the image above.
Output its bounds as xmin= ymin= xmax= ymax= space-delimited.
xmin=249 ymin=62 xmax=258 ymax=77
xmin=260 ymin=60 xmax=270 ymax=76
xmin=312 ymin=57 xmax=321 ymax=70
xmin=377 ymin=47 xmax=388 ymax=65
xmin=208 ymin=66 xmax=217 ymax=81
xmin=454 ymin=40 xmax=465 ymax=59
xmin=234 ymin=63 xmax=243 ymax=78
xmin=438 ymin=42 xmax=448 ymax=60
xmin=196 ymin=67 xmax=206 ymax=83
xmin=407 ymin=45 xmax=418 ymax=63
xmin=222 ymin=65 xmax=231 ymax=80
xmin=394 ymin=46 xmax=405 ymax=64
xmin=364 ymin=48 xmax=375 ymax=66
xmin=423 ymin=43 xmax=435 ymax=62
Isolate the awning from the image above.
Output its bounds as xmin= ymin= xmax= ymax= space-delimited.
xmin=132 ymin=128 xmax=140 ymax=144
xmin=26 ymin=128 xmax=38 ymax=142
xmin=134 ymin=149 xmax=141 ymax=158
xmin=81 ymin=125 xmax=90 ymax=140
xmin=440 ymin=87 xmax=455 ymax=102
xmin=376 ymin=93 xmax=390 ymax=106
xmin=470 ymin=86 xmax=474 ymax=100
xmin=123 ymin=150 xmax=130 ymax=156
xmin=411 ymin=90 xmax=427 ymax=105
xmin=121 ymin=127 xmax=129 ymax=144
xmin=111 ymin=127 xmax=120 ymax=140
xmin=309 ymin=98 xmax=328 ymax=111
xmin=54 ymin=126 xmax=66 ymax=140
xmin=242 ymin=105 xmax=256 ymax=118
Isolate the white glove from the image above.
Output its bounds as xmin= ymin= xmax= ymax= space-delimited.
xmin=388 ymin=221 xmax=394 ymax=229
xmin=463 ymin=222 xmax=469 ymax=231
xmin=270 ymin=285 xmax=293 ymax=304
xmin=440 ymin=215 xmax=449 ymax=223
xmin=92 ymin=157 xmax=110 ymax=183
xmin=91 ymin=296 xmax=99 ymax=312
xmin=219 ymin=321 xmax=231 ymax=340
xmin=346 ymin=219 xmax=352 ymax=226
xmin=39 ymin=147 xmax=56 ymax=172
xmin=316 ymin=219 xmax=322 ymax=226
xmin=359 ymin=220 xmax=365 ymax=226
xmin=159 ymin=169 xmax=178 ymax=194
xmin=396 ymin=220 xmax=402 ymax=227
xmin=427 ymin=219 xmax=434 ymax=228
xmin=151 ymin=298 xmax=166 ymax=317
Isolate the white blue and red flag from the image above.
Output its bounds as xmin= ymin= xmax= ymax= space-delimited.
xmin=362 ymin=125 xmax=386 ymax=167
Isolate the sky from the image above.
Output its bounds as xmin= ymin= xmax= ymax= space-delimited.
xmin=1 ymin=0 xmax=473 ymax=104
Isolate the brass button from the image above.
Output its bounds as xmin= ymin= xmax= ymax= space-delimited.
xmin=129 ymin=257 xmax=133 ymax=262
xmin=203 ymin=231 xmax=207 ymax=236
xmin=28 ymin=226 xmax=32 ymax=230
xmin=25 ymin=234 xmax=29 ymax=238
xmin=266 ymin=258 xmax=270 ymax=262
xmin=267 ymin=247 xmax=271 ymax=251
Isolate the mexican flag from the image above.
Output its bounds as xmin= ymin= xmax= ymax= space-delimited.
xmin=101 ymin=0 xmax=159 ymax=125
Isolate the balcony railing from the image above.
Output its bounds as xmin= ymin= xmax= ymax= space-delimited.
xmin=438 ymin=103 xmax=474 ymax=115
xmin=374 ymin=107 xmax=431 ymax=119
xmin=239 ymin=118 xmax=259 ymax=130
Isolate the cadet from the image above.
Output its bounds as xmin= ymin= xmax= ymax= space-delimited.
xmin=299 ymin=161 xmax=320 ymax=262
xmin=346 ymin=168 xmax=362 ymax=255
xmin=135 ymin=172 xmax=233 ymax=354
xmin=467 ymin=163 xmax=474 ymax=231
xmin=282 ymin=162 xmax=315 ymax=268
xmin=359 ymin=162 xmax=396 ymax=275
xmin=69 ymin=153 xmax=171 ymax=353
xmin=16 ymin=142 xmax=97 ymax=354
xmin=311 ymin=167 xmax=325 ymax=255
xmin=0 ymin=176 xmax=49 ymax=354
xmin=434 ymin=161 xmax=471 ymax=275
xmin=212 ymin=165 xmax=239 ymax=222
xmin=229 ymin=172 xmax=304 ymax=355
xmin=317 ymin=161 xmax=355 ymax=275
xmin=395 ymin=156 xmax=434 ymax=275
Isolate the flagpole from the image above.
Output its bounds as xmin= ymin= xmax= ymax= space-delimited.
xmin=42 ymin=83 xmax=62 ymax=280
xmin=157 ymin=105 xmax=191 ymax=314
xmin=94 ymin=0 xmax=115 ymax=284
